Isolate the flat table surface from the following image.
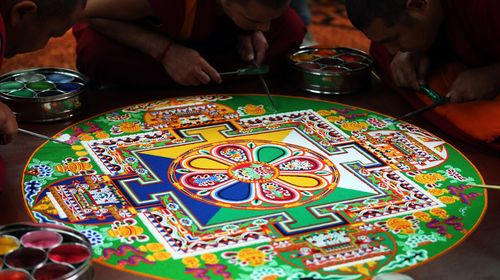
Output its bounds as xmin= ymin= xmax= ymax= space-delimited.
xmin=0 ymin=77 xmax=498 ymax=280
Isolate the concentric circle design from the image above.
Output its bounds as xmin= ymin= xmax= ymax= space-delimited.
xmin=228 ymin=162 xmax=278 ymax=183
xmin=170 ymin=140 xmax=339 ymax=209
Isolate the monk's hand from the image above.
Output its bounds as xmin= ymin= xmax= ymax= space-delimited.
xmin=0 ymin=102 xmax=17 ymax=145
xmin=160 ymin=43 xmax=221 ymax=86
xmin=390 ymin=51 xmax=430 ymax=91
xmin=238 ymin=31 xmax=269 ymax=64
xmin=446 ymin=64 xmax=500 ymax=103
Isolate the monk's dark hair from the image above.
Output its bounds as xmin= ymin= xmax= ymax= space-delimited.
xmin=34 ymin=0 xmax=85 ymax=19
xmin=231 ymin=0 xmax=290 ymax=10
xmin=345 ymin=0 xmax=409 ymax=30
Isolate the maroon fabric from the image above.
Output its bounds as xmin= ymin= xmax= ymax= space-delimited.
xmin=370 ymin=45 xmax=500 ymax=152
xmin=0 ymin=156 xmax=4 ymax=192
xmin=442 ymin=0 xmax=500 ymax=67
xmin=147 ymin=0 xmax=214 ymax=41
xmin=368 ymin=0 xmax=500 ymax=151
xmin=370 ymin=43 xmax=473 ymax=141
xmin=0 ymin=13 xmax=6 ymax=190
xmin=73 ymin=6 xmax=305 ymax=87
xmin=0 ymin=12 xmax=6 ymax=70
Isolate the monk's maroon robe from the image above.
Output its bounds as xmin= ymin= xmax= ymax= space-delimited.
xmin=370 ymin=0 xmax=500 ymax=150
xmin=73 ymin=0 xmax=305 ymax=87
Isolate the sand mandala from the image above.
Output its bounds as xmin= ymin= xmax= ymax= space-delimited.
xmin=22 ymin=94 xmax=486 ymax=279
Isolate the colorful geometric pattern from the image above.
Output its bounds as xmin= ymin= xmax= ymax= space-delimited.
xmin=22 ymin=95 xmax=486 ymax=279
xmin=170 ymin=140 xmax=339 ymax=209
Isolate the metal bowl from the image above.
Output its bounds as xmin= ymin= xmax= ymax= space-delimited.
xmin=0 ymin=68 xmax=87 ymax=122
xmin=290 ymin=47 xmax=373 ymax=94
xmin=0 ymin=222 xmax=94 ymax=280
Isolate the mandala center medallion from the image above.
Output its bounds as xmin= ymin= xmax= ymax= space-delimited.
xmin=170 ymin=140 xmax=339 ymax=210
xmin=228 ymin=162 xmax=279 ymax=183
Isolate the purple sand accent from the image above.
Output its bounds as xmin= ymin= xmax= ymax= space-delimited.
xmin=21 ymin=230 xmax=63 ymax=249
xmin=0 ymin=269 xmax=31 ymax=280
xmin=315 ymin=58 xmax=343 ymax=66
xmin=297 ymin=62 xmax=321 ymax=71
xmin=48 ymin=243 xmax=90 ymax=264
xmin=33 ymin=263 xmax=74 ymax=280
xmin=4 ymin=247 xmax=47 ymax=270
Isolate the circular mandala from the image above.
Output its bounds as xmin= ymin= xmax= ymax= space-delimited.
xmin=20 ymin=95 xmax=485 ymax=279
xmin=170 ymin=140 xmax=339 ymax=209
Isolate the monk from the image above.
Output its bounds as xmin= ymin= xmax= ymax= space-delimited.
xmin=0 ymin=0 xmax=86 ymax=189
xmin=74 ymin=0 xmax=306 ymax=87
xmin=345 ymin=0 xmax=500 ymax=150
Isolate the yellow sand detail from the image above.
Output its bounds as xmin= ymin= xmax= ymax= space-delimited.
xmin=278 ymin=175 xmax=319 ymax=188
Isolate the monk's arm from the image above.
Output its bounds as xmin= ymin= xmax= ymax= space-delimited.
xmin=447 ymin=62 xmax=500 ymax=102
xmin=88 ymin=19 xmax=221 ymax=86
xmin=88 ymin=18 xmax=169 ymax=60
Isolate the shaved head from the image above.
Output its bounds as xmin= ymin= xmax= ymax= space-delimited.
xmin=228 ymin=0 xmax=290 ymax=10
xmin=345 ymin=0 xmax=409 ymax=30
xmin=34 ymin=0 xmax=86 ymax=19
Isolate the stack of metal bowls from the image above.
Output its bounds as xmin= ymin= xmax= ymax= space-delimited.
xmin=290 ymin=47 xmax=373 ymax=94
xmin=0 ymin=68 xmax=88 ymax=122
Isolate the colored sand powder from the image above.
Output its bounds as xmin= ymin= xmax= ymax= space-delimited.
xmin=20 ymin=230 xmax=63 ymax=249
xmin=0 ymin=82 xmax=23 ymax=92
xmin=315 ymin=58 xmax=343 ymax=66
xmin=290 ymin=53 xmax=315 ymax=62
xmin=8 ymin=89 xmax=36 ymax=98
xmin=71 ymin=145 xmax=84 ymax=151
xmin=37 ymin=90 xmax=64 ymax=97
xmin=15 ymin=73 xmax=45 ymax=83
xmin=313 ymin=49 xmax=337 ymax=57
xmin=0 ymin=235 xmax=20 ymax=255
xmin=33 ymin=263 xmax=74 ymax=280
xmin=0 ymin=269 xmax=31 ymax=280
xmin=5 ymin=247 xmax=46 ymax=269
xmin=48 ymin=243 xmax=90 ymax=264
xmin=297 ymin=62 xmax=321 ymax=71
xmin=56 ymin=83 xmax=82 ymax=92
xmin=75 ymin=151 xmax=88 ymax=157
xmin=26 ymin=81 xmax=55 ymax=91
xmin=46 ymin=73 xmax=74 ymax=83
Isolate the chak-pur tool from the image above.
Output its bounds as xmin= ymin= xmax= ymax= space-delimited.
xmin=393 ymin=85 xmax=448 ymax=122
xmin=19 ymin=128 xmax=70 ymax=145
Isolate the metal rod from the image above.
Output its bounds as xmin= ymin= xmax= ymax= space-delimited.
xmin=252 ymin=60 xmax=277 ymax=112
xmin=392 ymin=85 xmax=448 ymax=122
xmin=219 ymin=70 xmax=240 ymax=76
xmin=468 ymin=184 xmax=500 ymax=190
xmin=392 ymin=102 xmax=442 ymax=122
xmin=19 ymin=128 xmax=71 ymax=146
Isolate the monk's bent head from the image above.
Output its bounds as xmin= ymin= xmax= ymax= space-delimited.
xmin=1 ymin=0 xmax=86 ymax=57
xmin=221 ymin=0 xmax=290 ymax=32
